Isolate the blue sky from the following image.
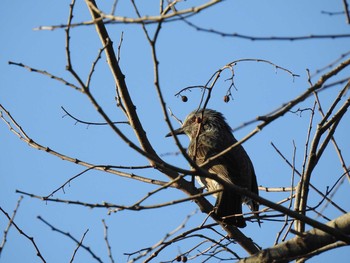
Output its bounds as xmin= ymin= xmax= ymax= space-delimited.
xmin=1 ymin=0 xmax=350 ymax=262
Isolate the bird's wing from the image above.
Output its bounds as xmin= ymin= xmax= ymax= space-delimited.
xmin=189 ymin=134 xmax=257 ymax=191
xmin=208 ymin=146 xmax=252 ymax=189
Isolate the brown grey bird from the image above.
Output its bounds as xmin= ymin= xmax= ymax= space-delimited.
xmin=166 ymin=109 xmax=259 ymax=228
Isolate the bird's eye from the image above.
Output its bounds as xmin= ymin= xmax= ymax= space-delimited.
xmin=189 ymin=115 xmax=196 ymax=124
xmin=195 ymin=116 xmax=202 ymax=123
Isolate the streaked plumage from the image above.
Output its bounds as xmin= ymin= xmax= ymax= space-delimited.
xmin=167 ymin=109 xmax=259 ymax=228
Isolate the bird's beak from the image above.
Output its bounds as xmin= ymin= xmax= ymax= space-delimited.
xmin=165 ymin=127 xmax=185 ymax=137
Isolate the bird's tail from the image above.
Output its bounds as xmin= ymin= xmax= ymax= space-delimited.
xmin=215 ymin=191 xmax=246 ymax=228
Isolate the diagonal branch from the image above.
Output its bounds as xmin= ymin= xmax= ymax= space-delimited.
xmin=0 ymin=104 xmax=168 ymax=187
xmin=84 ymin=0 xmax=260 ymax=255
xmin=271 ymin=142 xmax=347 ymax=214
xmin=8 ymin=61 xmax=81 ymax=91
xmin=69 ymin=229 xmax=89 ymax=263
xmin=200 ymin=58 xmax=350 ymax=171
xmin=297 ymin=87 xmax=350 ymax=231
xmin=343 ymin=0 xmax=350 ymax=24
xmin=0 ymin=207 xmax=46 ymax=263
xmin=102 ymin=220 xmax=115 ymax=263
xmin=38 ymin=216 xmax=102 ymax=263
xmin=238 ymin=212 xmax=350 ymax=263
xmin=0 ymin=196 xmax=23 ymax=256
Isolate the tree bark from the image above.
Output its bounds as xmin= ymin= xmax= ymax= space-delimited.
xmin=239 ymin=212 xmax=350 ymax=263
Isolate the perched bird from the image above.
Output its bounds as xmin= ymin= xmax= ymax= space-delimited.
xmin=166 ymin=109 xmax=259 ymax=228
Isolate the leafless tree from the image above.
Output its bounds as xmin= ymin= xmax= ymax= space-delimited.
xmin=1 ymin=1 xmax=350 ymax=262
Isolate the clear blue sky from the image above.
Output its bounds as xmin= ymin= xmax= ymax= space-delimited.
xmin=1 ymin=0 xmax=350 ymax=262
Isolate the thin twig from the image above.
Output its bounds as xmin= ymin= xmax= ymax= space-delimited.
xmin=102 ymin=220 xmax=115 ymax=263
xmin=69 ymin=229 xmax=89 ymax=263
xmin=109 ymin=174 xmax=190 ymax=213
xmin=86 ymin=41 xmax=108 ymax=88
xmin=342 ymin=0 xmax=350 ymax=24
xmin=37 ymin=216 xmax=102 ymax=263
xmin=8 ymin=61 xmax=81 ymax=91
xmin=274 ymin=141 xmax=297 ymax=245
xmin=311 ymin=50 xmax=350 ymax=77
xmin=117 ymin=32 xmax=124 ymax=63
xmin=110 ymin=0 xmax=119 ymax=15
xmin=65 ymin=0 xmax=86 ymax=90
xmin=182 ymin=18 xmax=350 ymax=40
xmin=0 ymin=207 xmax=46 ymax=263
xmin=271 ymin=142 xmax=347 ymax=214
xmin=294 ymin=100 xmax=317 ymax=232
xmin=61 ymin=106 xmax=129 ymax=126
xmin=0 ymin=196 xmax=23 ymax=256
xmin=0 ymin=104 xmax=168 ymax=187
xmin=126 ymin=210 xmax=199 ymax=262
xmin=17 ymin=188 xmax=221 ymax=211
xmin=313 ymin=83 xmax=350 ymax=183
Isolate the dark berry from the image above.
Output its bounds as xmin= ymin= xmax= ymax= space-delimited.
xmin=223 ymin=95 xmax=230 ymax=103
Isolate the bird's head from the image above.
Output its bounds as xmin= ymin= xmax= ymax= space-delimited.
xmin=166 ymin=109 xmax=231 ymax=140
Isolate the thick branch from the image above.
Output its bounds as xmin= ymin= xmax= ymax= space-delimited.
xmin=84 ymin=0 xmax=260 ymax=255
xmin=298 ymin=92 xmax=350 ymax=231
xmin=85 ymin=0 xmax=158 ymax=161
xmin=239 ymin=212 xmax=350 ymax=263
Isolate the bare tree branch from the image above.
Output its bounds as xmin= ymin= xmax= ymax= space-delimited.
xmin=35 ymin=0 xmax=223 ymax=30
xmin=297 ymin=84 xmax=350 ymax=231
xmin=69 ymin=229 xmax=89 ymax=263
xmin=8 ymin=61 xmax=81 ymax=91
xmin=238 ymin=212 xmax=350 ymax=263
xmin=0 ymin=196 xmax=23 ymax=256
xmin=37 ymin=216 xmax=102 ymax=263
xmin=182 ymin=18 xmax=350 ymax=40
xmin=84 ymin=0 xmax=260 ymax=255
xmin=343 ymin=0 xmax=350 ymax=24
xmin=0 ymin=104 xmax=168 ymax=187
xmin=0 ymin=207 xmax=46 ymax=263
xmin=271 ymin=142 xmax=347 ymax=214
xmin=61 ymin=106 xmax=129 ymax=126
xmin=102 ymin=220 xmax=115 ymax=263
xmin=3 ymin=1 xmax=350 ymax=262
xmin=200 ymin=58 xmax=350 ymax=172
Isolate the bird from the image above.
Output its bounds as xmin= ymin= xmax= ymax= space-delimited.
xmin=166 ymin=108 xmax=259 ymax=228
